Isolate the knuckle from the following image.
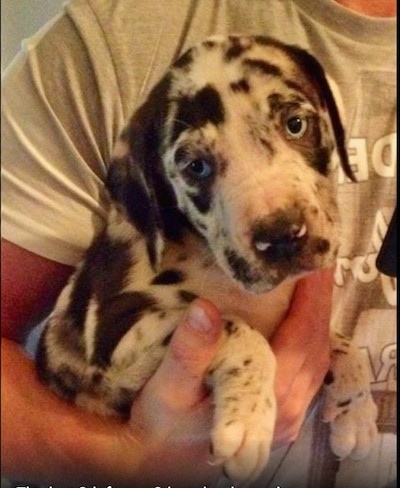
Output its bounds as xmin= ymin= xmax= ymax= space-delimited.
xmin=169 ymin=339 xmax=210 ymax=376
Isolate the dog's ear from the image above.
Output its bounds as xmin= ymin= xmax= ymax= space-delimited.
xmin=106 ymin=77 xmax=172 ymax=269
xmin=315 ymin=72 xmax=356 ymax=182
xmin=288 ymin=47 xmax=356 ymax=182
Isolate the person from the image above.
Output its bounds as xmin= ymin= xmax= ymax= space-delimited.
xmin=1 ymin=0 xmax=396 ymax=487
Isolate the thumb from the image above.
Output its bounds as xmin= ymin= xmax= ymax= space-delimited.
xmin=148 ymin=298 xmax=223 ymax=410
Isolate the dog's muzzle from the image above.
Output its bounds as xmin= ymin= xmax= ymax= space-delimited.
xmin=251 ymin=208 xmax=328 ymax=264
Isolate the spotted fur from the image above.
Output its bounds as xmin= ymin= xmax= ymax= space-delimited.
xmin=37 ymin=36 xmax=377 ymax=482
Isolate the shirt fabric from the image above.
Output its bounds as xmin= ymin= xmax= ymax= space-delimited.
xmin=1 ymin=1 xmax=396 ymax=487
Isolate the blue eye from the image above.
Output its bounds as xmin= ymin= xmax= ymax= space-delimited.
xmin=186 ymin=159 xmax=213 ymax=179
xmin=285 ymin=115 xmax=308 ymax=138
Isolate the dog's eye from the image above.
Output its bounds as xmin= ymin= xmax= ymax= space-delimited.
xmin=185 ymin=159 xmax=213 ymax=179
xmin=285 ymin=115 xmax=308 ymax=139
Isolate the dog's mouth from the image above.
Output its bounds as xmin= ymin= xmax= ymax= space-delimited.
xmin=220 ymin=248 xmax=287 ymax=293
xmin=220 ymin=235 xmax=335 ymax=294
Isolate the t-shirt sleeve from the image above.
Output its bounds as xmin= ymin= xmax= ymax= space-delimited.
xmin=1 ymin=10 xmax=125 ymax=266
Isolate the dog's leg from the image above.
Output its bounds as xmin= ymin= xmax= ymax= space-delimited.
xmin=323 ymin=332 xmax=378 ymax=459
xmin=207 ymin=319 xmax=276 ymax=483
xmin=75 ymin=309 xmax=183 ymax=416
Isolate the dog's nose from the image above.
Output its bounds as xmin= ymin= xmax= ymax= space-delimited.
xmin=252 ymin=209 xmax=307 ymax=263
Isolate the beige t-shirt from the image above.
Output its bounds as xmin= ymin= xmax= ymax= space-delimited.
xmin=2 ymin=0 xmax=395 ymax=266
xmin=1 ymin=1 xmax=396 ymax=486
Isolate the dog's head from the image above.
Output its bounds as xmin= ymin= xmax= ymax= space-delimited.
xmin=108 ymin=35 xmax=354 ymax=293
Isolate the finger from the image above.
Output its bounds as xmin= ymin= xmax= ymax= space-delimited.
xmin=147 ymin=298 xmax=223 ymax=410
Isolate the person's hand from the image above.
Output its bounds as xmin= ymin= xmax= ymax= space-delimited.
xmin=270 ymin=268 xmax=333 ymax=449
xmin=127 ymin=298 xmax=224 ymax=487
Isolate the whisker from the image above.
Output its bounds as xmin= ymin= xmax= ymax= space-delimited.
xmin=169 ymin=117 xmax=195 ymax=131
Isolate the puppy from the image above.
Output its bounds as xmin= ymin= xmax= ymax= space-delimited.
xmin=37 ymin=35 xmax=377 ymax=482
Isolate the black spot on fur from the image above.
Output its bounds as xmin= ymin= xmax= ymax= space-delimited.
xmin=230 ymin=79 xmax=250 ymax=93
xmin=210 ymin=357 xmax=226 ymax=373
xmin=178 ymin=290 xmax=198 ymax=303
xmin=93 ymin=292 xmax=159 ymax=367
xmin=284 ymin=80 xmax=312 ymax=100
xmin=243 ymin=59 xmax=282 ymax=77
xmin=90 ymin=236 xmax=133 ymax=296
xmin=259 ymin=137 xmax=274 ymax=154
xmin=312 ymin=147 xmax=331 ymax=176
xmin=324 ymin=370 xmax=335 ymax=385
xmin=333 ymin=348 xmax=348 ymax=355
xmin=162 ymin=332 xmax=173 ymax=347
xmin=172 ymin=85 xmax=225 ymax=143
xmin=110 ymin=387 xmax=137 ymax=418
xmin=226 ymin=367 xmax=240 ymax=377
xmin=224 ymin=249 xmax=255 ymax=285
xmin=313 ymin=238 xmax=330 ymax=254
xmin=188 ymin=191 xmax=212 ymax=214
xmin=224 ymin=396 xmax=239 ymax=402
xmin=204 ymin=40 xmax=217 ymax=49
xmin=224 ymin=320 xmax=238 ymax=335
xmin=91 ymin=371 xmax=103 ymax=385
xmin=225 ymin=38 xmax=248 ymax=61
xmin=337 ymin=399 xmax=352 ymax=408
xmin=173 ymin=47 xmax=194 ymax=69
xmin=65 ymin=264 xmax=93 ymax=332
xmin=152 ymin=269 xmax=185 ymax=285
xmin=267 ymin=93 xmax=285 ymax=115
xmin=193 ymin=218 xmax=207 ymax=231
xmin=253 ymin=35 xmax=276 ymax=47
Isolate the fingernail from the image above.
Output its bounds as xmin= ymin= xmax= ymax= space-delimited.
xmin=186 ymin=302 xmax=213 ymax=333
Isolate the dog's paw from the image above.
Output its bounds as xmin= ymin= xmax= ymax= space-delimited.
xmin=323 ymin=332 xmax=378 ymax=460
xmin=210 ymin=396 xmax=276 ymax=483
xmin=207 ymin=319 xmax=277 ymax=482
xmin=327 ymin=393 xmax=378 ymax=459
